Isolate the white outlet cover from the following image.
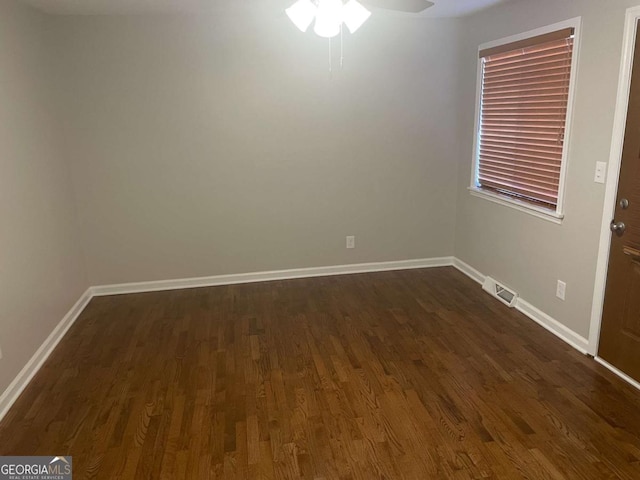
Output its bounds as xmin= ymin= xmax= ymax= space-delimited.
xmin=346 ymin=236 xmax=355 ymax=249
xmin=556 ymin=280 xmax=566 ymax=301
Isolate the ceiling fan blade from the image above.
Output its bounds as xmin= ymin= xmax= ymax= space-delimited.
xmin=360 ymin=0 xmax=434 ymax=13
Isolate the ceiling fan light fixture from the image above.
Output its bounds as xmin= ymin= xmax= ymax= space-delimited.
xmin=342 ymin=0 xmax=371 ymax=34
xmin=313 ymin=0 xmax=343 ymax=38
xmin=285 ymin=0 xmax=317 ymax=32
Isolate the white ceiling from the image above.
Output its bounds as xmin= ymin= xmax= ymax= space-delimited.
xmin=20 ymin=0 xmax=513 ymax=17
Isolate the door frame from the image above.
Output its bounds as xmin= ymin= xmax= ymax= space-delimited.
xmin=590 ymin=6 xmax=640 ymax=379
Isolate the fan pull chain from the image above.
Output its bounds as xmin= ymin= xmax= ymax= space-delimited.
xmin=340 ymin=24 xmax=344 ymax=69
xmin=328 ymin=37 xmax=333 ymax=79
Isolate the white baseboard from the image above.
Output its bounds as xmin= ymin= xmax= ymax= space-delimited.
xmin=0 ymin=256 xmax=454 ymax=422
xmin=452 ymin=258 xmax=486 ymax=285
xmin=90 ymin=257 xmax=455 ymax=296
xmin=515 ymin=299 xmax=590 ymax=354
xmin=454 ymin=260 xmax=640 ymax=390
xmin=595 ymin=357 xmax=640 ymax=392
xmin=453 ymin=258 xmax=590 ymax=355
xmin=0 ymin=288 xmax=93 ymax=422
xmin=1 ymin=256 xmax=616 ymax=424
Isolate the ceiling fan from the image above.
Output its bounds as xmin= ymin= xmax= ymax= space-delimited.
xmin=286 ymin=0 xmax=434 ymax=38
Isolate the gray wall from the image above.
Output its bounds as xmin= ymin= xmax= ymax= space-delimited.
xmin=3 ymin=0 xmax=638 ymax=400
xmin=454 ymin=0 xmax=640 ymax=339
xmin=0 ymin=0 xmax=87 ymax=393
xmin=53 ymin=13 xmax=461 ymax=285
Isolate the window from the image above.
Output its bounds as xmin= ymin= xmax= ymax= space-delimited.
xmin=471 ymin=21 xmax=580 ymax=221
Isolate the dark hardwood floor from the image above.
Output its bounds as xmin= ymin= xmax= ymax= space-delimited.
xmin=1 ymin=267 xmax=639 ymax=479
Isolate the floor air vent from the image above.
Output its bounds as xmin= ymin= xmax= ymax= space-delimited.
xmin=482 ymin=277 xmax=518 ymax=308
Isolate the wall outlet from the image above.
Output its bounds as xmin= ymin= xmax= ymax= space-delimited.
xmin=0 ymin=346 xmax=3 ymax=360
xmin=594 ymin=161 xmax=607 ymax=184
xmin=346 ymin=236 xmax=355 ymax=249
xmin=556 ymin=280 xmax=566 ymax=301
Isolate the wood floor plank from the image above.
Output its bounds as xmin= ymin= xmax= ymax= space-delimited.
xmin=0 ymin=267 xmax=639 ymax=479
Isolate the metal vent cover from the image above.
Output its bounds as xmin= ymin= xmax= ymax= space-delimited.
xmin=482 ymin=276 xmax=518 ymax=308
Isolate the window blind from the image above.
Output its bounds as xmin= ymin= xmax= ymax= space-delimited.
xmin=477 ymin=28 xmax=575 ymax=208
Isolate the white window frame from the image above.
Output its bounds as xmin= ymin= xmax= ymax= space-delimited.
xmin=469 ymin=17 xmax=582 ymax=224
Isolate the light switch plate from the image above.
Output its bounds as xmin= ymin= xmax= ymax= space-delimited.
xmin=595 ymin=161 xmax=607 ymax=184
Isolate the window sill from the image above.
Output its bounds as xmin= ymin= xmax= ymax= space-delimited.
xmin=468 ymin=187 xmax=564 ymax=225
